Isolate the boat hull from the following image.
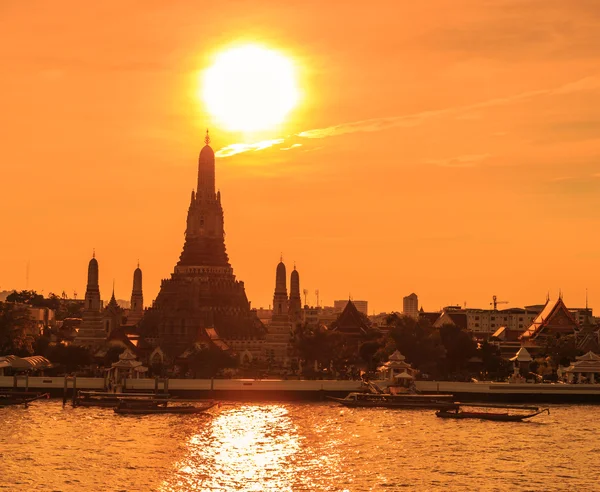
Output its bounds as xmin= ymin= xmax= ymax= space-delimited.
xmin=114 ymin=403 xmax=216 ymax=415
xmin=327 ymin=394 xmax=457 ymax=410
xmin=435 ymin=409 xmax=548 ymax=421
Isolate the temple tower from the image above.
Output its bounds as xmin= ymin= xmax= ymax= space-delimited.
xmin=75 ymin=252 xmax=105 ymax=346
xmin=265 ymin=258 xmax=293 ymax=365
xmin=289 ymin=264 xmax=302 ymax=322
xmin=84 ymin=253 xmax=101 ymax=311
xmin=273 ymin=259 xmax=289 ymax=317
xmin=128 ymin=263 xmax=144 ymax=324
xmin=149 ymin=132 xmax=265 ymax=356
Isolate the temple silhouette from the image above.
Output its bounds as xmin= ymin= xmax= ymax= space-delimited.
xmin=145 ymin=131 xmax=265 ymax=360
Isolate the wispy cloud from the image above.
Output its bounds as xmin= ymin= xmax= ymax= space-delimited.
xmin=215 ymin=74 xmax=600 ymax=158
xmin=424 ymin=154 xmax=491 ymax=168
xmin=215 ymin=138 xmax=285 ymax=158
xmin=281 ymin=143 xmax=302 ymax=151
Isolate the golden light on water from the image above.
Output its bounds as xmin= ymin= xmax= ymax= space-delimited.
xmin=164 ymin=405 xmax=312 ymax=491
xmin=201 ymin=45 xmax=300 ymax=132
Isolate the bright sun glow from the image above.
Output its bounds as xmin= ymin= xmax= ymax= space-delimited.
xmin=202 ymin=45 xmax=299 ymax=132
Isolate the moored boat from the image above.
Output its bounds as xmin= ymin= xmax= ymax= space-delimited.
xmin=436 ymin=403 xmax=550 ymax=422
xmin=74 ymin=391 xmax=170 ymax=408
xmin=0 ymin=391 xmax=50 ymax=407
xmin=327 ymin=392 xmax=457 ymax=409
xmin=114 ymin=398 xmax=217 ymax=415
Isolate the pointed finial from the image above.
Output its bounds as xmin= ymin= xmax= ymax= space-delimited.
xmin=92 ymin=248 xmax=95 ymax=258
xmin=137 ymin=259 xmax=140 ymax=269
xmin=204 ymin=129 xmax=210 ymax=146
xmin=546 ymin=291 xmax=550 ymax=302
xmin=294 ymin=261 xmax=296 ymax=270
xmin=112 ymin=278 xmax=115 ymax=295
xmin=280 ymin=252 xmax=283 ymax=262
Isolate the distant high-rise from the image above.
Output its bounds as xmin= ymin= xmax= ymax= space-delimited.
xmin=403 ymin=293 xmax=419 ymax=319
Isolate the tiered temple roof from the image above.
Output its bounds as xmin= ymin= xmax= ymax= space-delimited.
xmin=520 ymin=297 xmax=579 ymax=341
xmin=330 ymin=300 xmax=371 ymax=337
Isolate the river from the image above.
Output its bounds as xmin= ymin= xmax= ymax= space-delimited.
xmin=1 ymin=401 xmax=598 ymax=491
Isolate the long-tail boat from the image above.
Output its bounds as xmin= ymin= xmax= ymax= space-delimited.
xmin=327 ymin=392 xmax=458 ymax=409
xmin=74 ymin=391 xmax=170 ymax=408
xmin=114 ymin=398 xmax=217 ymax=415
xmin=0 ymin=391 xmax=50 ymax=407
xmin=436 ymin=403 xmax=550 ymax=421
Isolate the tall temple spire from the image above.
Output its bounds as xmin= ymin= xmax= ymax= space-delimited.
xmin=129 ymin=262 xmax=144 ymax=324
xmin=289 ymin=263 xmax=302 ymax=322
xmin=151 ymin=136 xmax=266 ymax=349
xmin=197 ymin=130 xmax=215 ymax=199
xmin=83 ymin=254 xmax=101 ymax=312
xmin=75 ymin=253 xmax=104 ymax=345
xmin=275 ymin=258 xmax=287 ymax=295
xmin=273 ymin=258 xmax=289 ymax=317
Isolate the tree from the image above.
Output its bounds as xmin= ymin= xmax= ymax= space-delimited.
xmin=187 ymin=346 xmax=238 ymax=378
xmin=438 ymin=324 xmax=477 ymax=376
xmin=544 ymin=334 xmax=580 ymax=367
xmin=47 ymin=343 xmax=93 ymax=373
xmin=359 ymin=340 xmax=383 ymax=371
xmin=388 ymin=315 xmax=446 ymax=377
xmin=478 ymin=340 xmax=511 ymax=380
xmin=0 ymin=302 xmax=34 ymax=356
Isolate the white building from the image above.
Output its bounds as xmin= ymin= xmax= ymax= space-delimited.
xmin=402 ymin=293 xmax=419 ymax=319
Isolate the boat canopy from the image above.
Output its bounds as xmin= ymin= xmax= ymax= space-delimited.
xmin=0 ymin=355 xmax=52 ymax=370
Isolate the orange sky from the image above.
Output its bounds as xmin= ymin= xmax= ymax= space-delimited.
xmin=2 ymin=1 xmax=600 ymax=313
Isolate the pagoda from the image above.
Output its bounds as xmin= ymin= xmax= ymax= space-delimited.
xmin=149 ymin=131 xmax=265 ymax=356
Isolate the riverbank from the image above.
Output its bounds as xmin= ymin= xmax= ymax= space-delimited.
xmin=4 ymin=376 xmax=600 ymax=402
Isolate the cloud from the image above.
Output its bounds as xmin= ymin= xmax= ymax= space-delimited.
xmin=280 ymin=143 xmax=302 ymax=151
xmin=424 ymin=154 xmax=491 ymax=168
xmin=215 ymin=138 xmax=285 ymax=158
xmin=215 ymin=74 xmax=600 ymax=157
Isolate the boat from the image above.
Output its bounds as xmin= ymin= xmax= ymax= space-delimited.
xmin=0 ymin=391 xmax=50 ymax=407
xmin=327 ymin=392 xmax=458 ymax=409
xmin=114 ymin=398 xmax=217 ymax=415
xmin=436 ymin=403 xmax=550 ymax=421
xmin=74 ymin=391 xmax=170 ymax=408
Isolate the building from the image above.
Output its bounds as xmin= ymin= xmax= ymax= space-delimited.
xmin=289 ymin=265 xmax=302 ymax=324
xmin=145 ymin=132 xmax=265 ymax=360
xmin=264 ymin=259 xmax=293 ymax=366
xmin=520 ymin=296 xmax=582 ymax=345
xmin=420 ymin=305 xmax=540 ymax=337
xmin=75 ymin=254 xmax=105 ymax=346
xmin=334 ymin=299 xmax=368 ymax=316
xmin=330 ymin=300 xmax=372 ymax=339
xmin=127 ymin=263 xmax=144 ymax=325
xmin=402 ymin=293 xmax=419 ymax=319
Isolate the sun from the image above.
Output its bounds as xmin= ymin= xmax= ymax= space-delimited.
xmin=201 ymin=45 xmax=300 ymax=133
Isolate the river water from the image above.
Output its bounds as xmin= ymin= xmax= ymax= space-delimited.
xmin=1 ymin=401 xmax=598 ymax=491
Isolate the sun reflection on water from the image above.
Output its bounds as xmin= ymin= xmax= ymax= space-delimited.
xmin=160 ymin=405 xmax=309 ymax=491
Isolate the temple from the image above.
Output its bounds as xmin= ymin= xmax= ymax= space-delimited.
xmin=75 ymin=255 xmax=145 ymax=348
xmin=147 ymin=131 xmax=265 ymax=359
xmin=75 ymin=253 xmax=105 ymax=345
xmin=264 ymin=258 xmax=293 ymax=365
xmin=520 ymin=296 xmax=580 ymax=343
